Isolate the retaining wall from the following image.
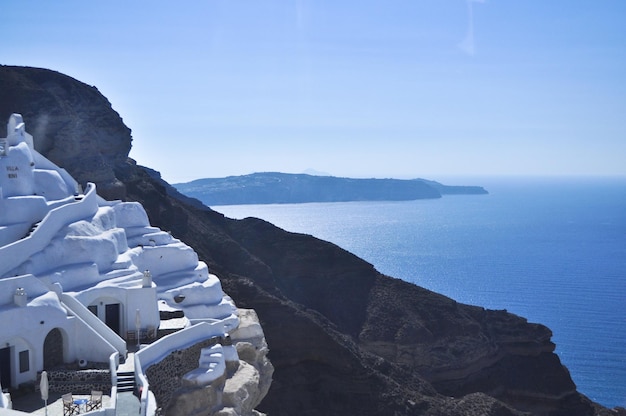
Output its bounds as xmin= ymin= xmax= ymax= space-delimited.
xmin=35 ymin=369 xmax=112 ymax=394
xmin=145 ymin=336 xmax=226 ymax=412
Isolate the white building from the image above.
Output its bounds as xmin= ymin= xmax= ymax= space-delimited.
xmin=0 ymin=115 xmax=262 ymax=415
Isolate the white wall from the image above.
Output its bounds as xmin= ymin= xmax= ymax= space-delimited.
xmin=0 ymin=277 xmax=128 ymax=388
xmin=127 ymin=243 xmax=199 ymax=277
xmin=0 ymin=142 xmax=34 ymax=197
xmin=0 ymin=223 xmax=31 ymax=247
xmin=112 ymin=202 xmax=150 ymax=228
xmin=0 ymin=300 xmax=70 ymax=387
xmin=60 ymin=293 xmax=126 ymax=358
xmin=123 ymin=287 xmax=160 ymax=338
xmin=0 ymin=182 xmax=98 ymax=277
xmin=74 ymin=284 xmax=160 ymax=341
xmin=68 ymin=315 xmax=117 ymax=363
xmin=31 ymin=149 xmax=77 ymax=195
xmin=0 ymin=275 xmax=49 ymax=306
xmin=135 ymin=322 xmax=228 ymax=372
xmin=33 ymin=169 xmax=68 ymax=200
xmin=0 ymin=290 xmax=135 ymax=385
xmin=43 ymin=263 xmax=102 ymax=294
xmin=0 ymin=195 xmax=47 ymax=227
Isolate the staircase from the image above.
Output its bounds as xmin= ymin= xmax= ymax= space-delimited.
xmin=117 ymin=371 xmax=135 ymax=393
xmin=24 ymin=221 xmax=41 ymax=238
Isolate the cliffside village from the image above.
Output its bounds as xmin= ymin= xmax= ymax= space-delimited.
xmin=0 ymin=114 xmax=272 ymax=416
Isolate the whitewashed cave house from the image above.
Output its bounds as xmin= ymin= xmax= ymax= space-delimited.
xmin=0 ymin=114 xmax=252 ymax=414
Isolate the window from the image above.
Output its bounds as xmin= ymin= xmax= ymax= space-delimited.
xmin=19 ymin=350 xmax=29 ymax=373
xmin=88 ymin=305 xmax=98 ymax=316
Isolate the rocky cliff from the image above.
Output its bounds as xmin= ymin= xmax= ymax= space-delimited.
xmin=0 ymin=65 xmax=130 ymax=200
xmin=1 ymin=65 xmax=621 ymax=416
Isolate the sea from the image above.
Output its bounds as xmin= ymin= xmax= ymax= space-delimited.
xmin=212 ymin=176 xmax=626 ymax=409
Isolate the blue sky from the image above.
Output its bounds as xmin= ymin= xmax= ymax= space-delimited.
xmin=2 ymin=1 xmax=625 ymax=183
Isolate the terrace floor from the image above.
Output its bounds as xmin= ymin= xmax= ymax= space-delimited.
xmin=5 ymin=349 xmax=140 ymax=416
xmin=7 ymin=391 xmax=139 ymax=416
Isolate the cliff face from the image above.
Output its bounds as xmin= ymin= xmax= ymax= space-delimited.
xmin=0 ymin=65 xmax=131 ymax=200
xmin=1 ymin=65 xmax=616 ymax=416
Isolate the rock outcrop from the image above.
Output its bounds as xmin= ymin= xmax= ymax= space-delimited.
xmin=0 ymin=65 xmax=131 ymax=200
xmin=1 ymin=65 xmax=622 ymax=416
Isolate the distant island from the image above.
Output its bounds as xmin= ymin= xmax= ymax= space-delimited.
xmin=173 ymin=172 xmax=488 ymax=206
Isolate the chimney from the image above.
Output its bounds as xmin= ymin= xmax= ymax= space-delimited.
xmin=14 ymin=287 xmax=27 ymax=307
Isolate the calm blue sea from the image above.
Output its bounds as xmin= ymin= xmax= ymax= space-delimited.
xmin=214 ymin=176 xmax=626 ymax=409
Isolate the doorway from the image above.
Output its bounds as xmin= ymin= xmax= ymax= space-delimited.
xmin=105 ymin=303 xmax=121 ymax=334
xmin=0 ymin=347 xmax=11 ymax=389
xmin=43 ymin=329 xmax=64 ymax=370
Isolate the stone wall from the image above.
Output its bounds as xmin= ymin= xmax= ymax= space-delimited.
xmin=145 ymin=336 xmax=228 ymax=413
xmin=36 ymin=369 xmax=111 ymax=394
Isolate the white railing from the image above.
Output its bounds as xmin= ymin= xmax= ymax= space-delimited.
xmin=109 ymin=352 xmax=119 ymax=388
xmin=60 ymin=293 xmax=127 ymax=357
xmin=69 ymin=352 xmax=119 ymax=416
xmin=188 ymin=314 xmax=239 ymax=332
xmin=106 ymin=352 xmax=119 ymax=416
xmin=134 ymin=322 xmax=227 ymax=416
xmin=134 ymin=356 xmax=157 ymax=416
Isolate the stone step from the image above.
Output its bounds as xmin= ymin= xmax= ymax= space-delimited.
xmin=117 ymin=377 xmax=134 ymax=383
xmin=117 ymin=384 xmax=135 ymax=393
xmin=24 ymin=221 xmax=41 ymax=238
xmin=116 ymin=372 xmax=135 ymax=393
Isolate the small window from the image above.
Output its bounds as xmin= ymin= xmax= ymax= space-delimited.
xmin=19 ymin=350 xmax=29 ymax=373
xmin=88 ymin=305 xmax=98 ymax=316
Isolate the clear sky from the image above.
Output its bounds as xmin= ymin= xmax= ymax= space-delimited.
xmin=2 ymin=1 xmax=625 ymax=183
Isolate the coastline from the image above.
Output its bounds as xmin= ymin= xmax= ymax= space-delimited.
xmin=214 ymin=176 xmax=626 ymax=408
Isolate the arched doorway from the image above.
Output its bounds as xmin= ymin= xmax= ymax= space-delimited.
xmin=43 ymin=329 xmax=64 ymax=370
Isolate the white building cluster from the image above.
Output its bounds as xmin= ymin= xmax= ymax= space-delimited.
xmin=0 ymin=114 xmax=269 ymax=415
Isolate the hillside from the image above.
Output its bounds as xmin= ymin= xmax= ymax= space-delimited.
xmin=173 ymin=172 xmax=487 ymax=206
xmin=1 ymin=64 xmax=619 ymax=416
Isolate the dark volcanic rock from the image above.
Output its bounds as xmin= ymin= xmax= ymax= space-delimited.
xmin=1 ymin=65 xmax=613 ymax=416
xmin=0 ymin=65 xmax=131 ymax=200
